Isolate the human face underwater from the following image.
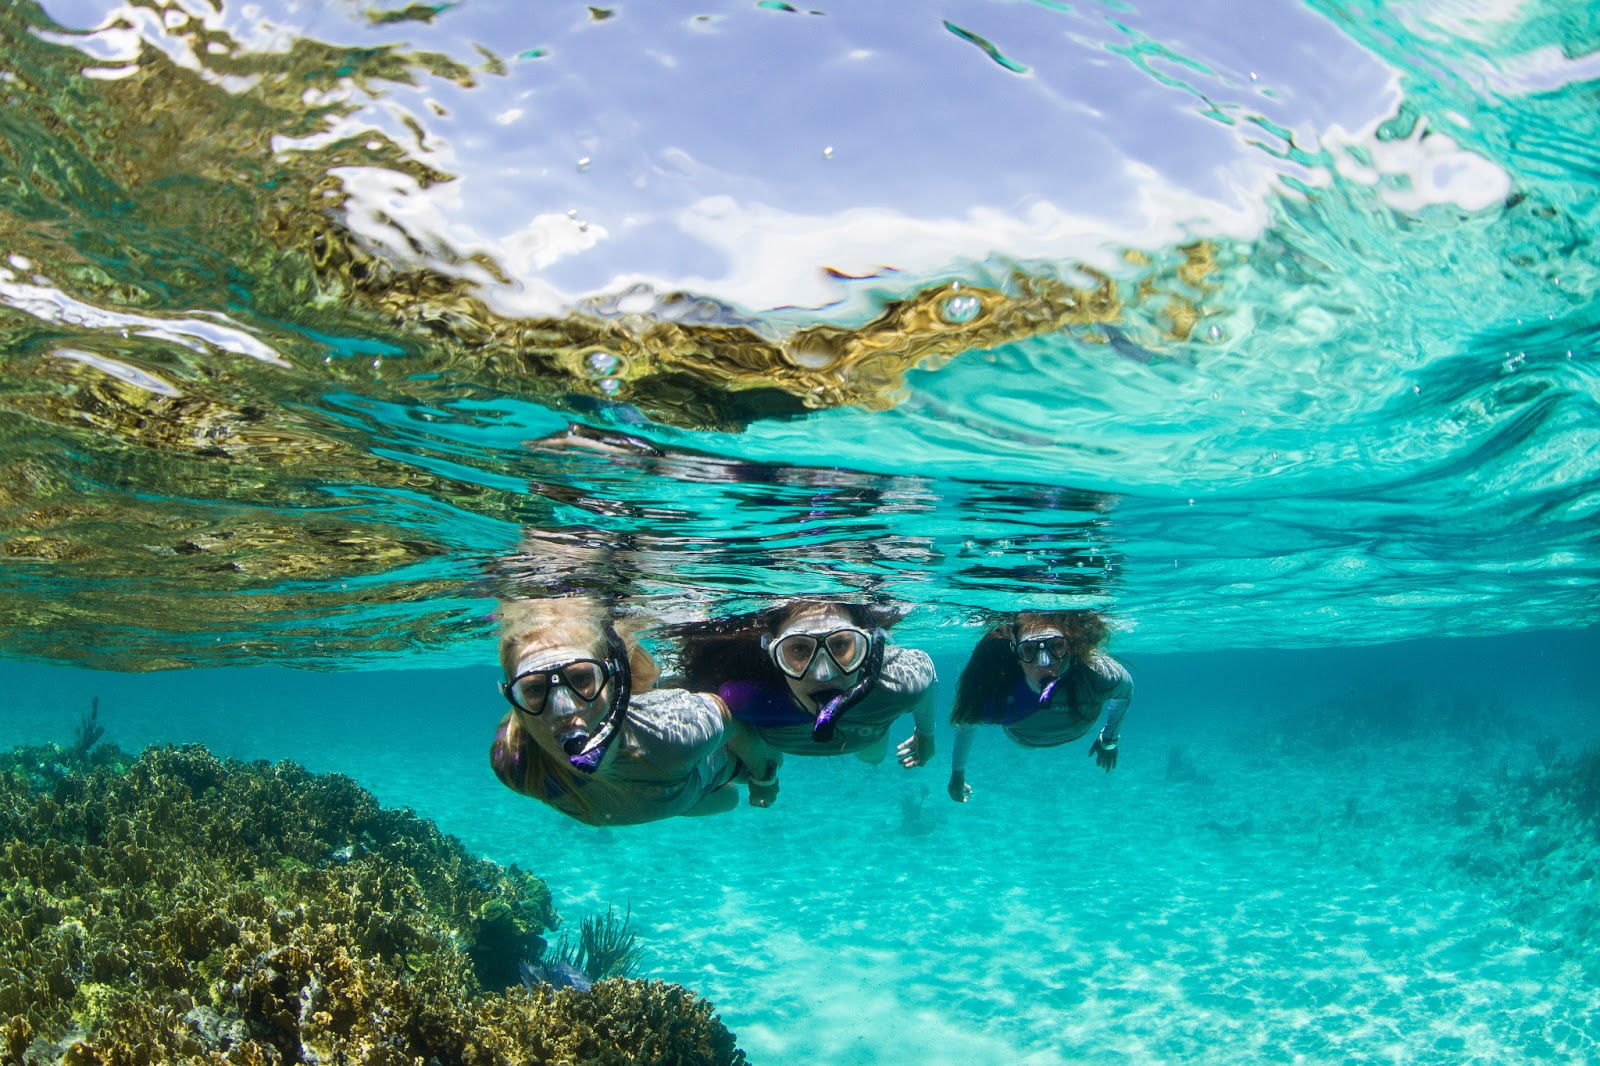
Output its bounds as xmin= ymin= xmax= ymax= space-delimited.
xmin=768 ymin=603 xmax=866 ymax=712
xmin=504 ymin=639 xmax=617 ymax=760
xmin=1012 ymin=622 xmax=1068 ymax=694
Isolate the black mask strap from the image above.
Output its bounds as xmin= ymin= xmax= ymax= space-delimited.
xmin=566 ymin=624 xmax=632 ymax=774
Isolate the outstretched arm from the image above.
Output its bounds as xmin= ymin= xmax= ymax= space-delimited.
xmin=948 ymin=725 xmax=977 ymax=801
xmin=1087 ymin=657 xmax=1133 ymax=772
xmin=896 ymin=679 xmax=938 ymax=768
xmin=721 ymin=713 xmax=783 ymax=808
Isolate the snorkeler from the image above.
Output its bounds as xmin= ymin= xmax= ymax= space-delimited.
xmin=946 ymin=611 xmax=1131 ymax=802
xmin=489 ymin=597 xmax=765 ymax=826
xmin=676 ymin=600 xmax=937 ymax=807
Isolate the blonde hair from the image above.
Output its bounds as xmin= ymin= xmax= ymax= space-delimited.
xmin=497 ymin=597 xmax=660 ymax=691
xmin=492 ymin=597 xmax=661 ymax=819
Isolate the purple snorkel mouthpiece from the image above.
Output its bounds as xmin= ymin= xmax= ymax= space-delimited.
xmin=811 ymin=692 xmax=848 ymax=744
xmin=567 ymin=624 xmax=631 ymax=774
xmin=566 ymin=722 xmax=613 ymax=773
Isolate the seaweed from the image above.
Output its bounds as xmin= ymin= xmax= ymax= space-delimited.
xmin=69 ymin=697 xmax=105 ymax=767
xmin=554 ymin=903 xmax=645 ymax=983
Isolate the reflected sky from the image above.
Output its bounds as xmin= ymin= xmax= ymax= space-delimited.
xmin=38 ymin=0 xmax=1402 ymax=314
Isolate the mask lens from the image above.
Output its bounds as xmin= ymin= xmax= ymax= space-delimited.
xmin=1017 ymin=637 xmax=1069 ymax=664
xmin=508 ymin=659 xmax=610 ymax=713
xmin=772 ymin=633 xmax=820 ymax=678
xmin=561 ymin=661 xmax=607 ymax=701
xmin=824 ymin=629 xmax=869 ymax=673
xmin=510 ymin=673 xmax=551 ymax=713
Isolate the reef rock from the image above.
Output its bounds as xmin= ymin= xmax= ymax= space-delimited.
xmin=0 ymin=743 xmax=747 ymax=1064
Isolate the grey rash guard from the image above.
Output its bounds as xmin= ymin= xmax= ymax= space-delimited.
xmin=1004 ymin=650 xmax=1132 ymax=748
xmin=951 ymin=651 xmax=1132 ymax=771
xmin=751 ymin=645 xmax=938 ymax=757
xmin=533 ymin=689 xmax=734 ymax=826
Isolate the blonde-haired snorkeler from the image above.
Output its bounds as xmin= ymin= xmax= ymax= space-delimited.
xmin=489 ymin=598 xmax=767 ymax=826
xmin=947 ymin=611 xmax=1132 ymax=802
xmin=676 ymin=600 xmax=937 ymax=808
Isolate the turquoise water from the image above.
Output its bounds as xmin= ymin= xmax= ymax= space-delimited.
xmin=3 ymin=0 xmax=1600 ymax=1060
xmin=5 ymin=633 xmax=1599 ymax=1062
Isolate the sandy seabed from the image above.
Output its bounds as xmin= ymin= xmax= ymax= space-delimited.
xmin=5 ymin=658 xmax=1597 ymax=1065
xmin=389 ymin=723 xmax=1600 ymax=1065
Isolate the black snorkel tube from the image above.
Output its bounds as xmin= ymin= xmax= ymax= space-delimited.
xmin=563 ymin=624 xmax=632 ymax=774
xmin=810 ymin=628 xmax=886 ymax=744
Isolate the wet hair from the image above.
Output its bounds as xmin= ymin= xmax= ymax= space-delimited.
xmin=493 ymin=597 xmax=661 ymax=818
xmin=497 ymin=597 xmax=660 ymax=691
xmin=674 ymin=599 xmax=904 ymax=693
xmin=949 ymin=610 xmax=1109 ymax=726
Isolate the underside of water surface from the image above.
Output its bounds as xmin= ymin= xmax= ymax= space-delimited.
xmin=0 ymin=0 xmax=1595 ymax=669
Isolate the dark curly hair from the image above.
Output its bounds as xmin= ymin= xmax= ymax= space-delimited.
xmin=949 ymin=611 xmax=1109 ymax=726
xmin=673 ymin=599 xmax=904 ymax=693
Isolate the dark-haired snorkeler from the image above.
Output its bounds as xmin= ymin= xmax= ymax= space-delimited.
xmin=676 ymin=600 xmax=937 ymax=807
xmin=489 ymin=597 xmax=767 ymax=826
xmin=947 ymin=611 xmax=1131 ymax=802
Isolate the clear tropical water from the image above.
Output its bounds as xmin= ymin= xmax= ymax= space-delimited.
xmin=3 ymin=0 xmax=1599 ymax=1061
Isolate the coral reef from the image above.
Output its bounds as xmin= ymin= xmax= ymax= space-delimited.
xmin=1447 ymin=745 xmax=1600 ymax=982
xmin=1262 ymin=683 xmax=1519 ymax=758
xmin=0 ymin=743 xmax=747 ymax=1064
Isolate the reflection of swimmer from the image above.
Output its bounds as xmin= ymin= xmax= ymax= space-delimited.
xmin=947 ymin=611 xmax=1131 ymax=803
xmin=489 ymin=597 xmax=761 ymax=826
xmin=676 ymin=600 xmax=937 ymax=808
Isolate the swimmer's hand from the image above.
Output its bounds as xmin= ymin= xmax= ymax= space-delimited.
xmin=947 ymin=770 xmax=971 ymax=803
xmin=747 ymin=774 xmax=779 ymax=808
xmin=897 ymin=730 xmax=934 ymax=768
xmin=1089 ymin=736 xmax=1118 ymax=772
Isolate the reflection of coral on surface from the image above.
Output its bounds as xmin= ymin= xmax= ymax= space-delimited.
xmin=0 ymin=744 xmax=747 ymax=1065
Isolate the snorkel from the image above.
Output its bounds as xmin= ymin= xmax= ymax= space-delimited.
xmin=810 ymin=627 xmax=886 ymax=744
xmin=563 ymin=624 xmax=632 ymax=774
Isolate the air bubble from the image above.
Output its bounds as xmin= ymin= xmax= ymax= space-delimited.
xmin=940 ymin=294 xmax=982 ymax=325
xmin=576 ymin=156 xmax=592 ymax=172
xmin=585 ymin=350 xmax=620 ymax=376
xmin=598 ymin=377 xmax=621 ymax=395
xmin=1207 ymin=324 xmax=1223 ymax=341
xmin=822 ymin=145 xmax=834 ymax=159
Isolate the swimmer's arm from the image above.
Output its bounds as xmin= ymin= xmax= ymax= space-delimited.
xmin=716 ymin=702 xmax=782 ymax=782
xmin=711 ymin=696 xmax=782 ymax=806
xmin=1091 ymin=657 xmax=1133 ymax=745
xmin=947 ymin=724 xmax=976 ymax=802
xmin=895 ymin=672 xmax=937 ymax=767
